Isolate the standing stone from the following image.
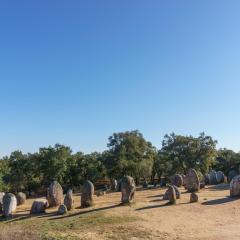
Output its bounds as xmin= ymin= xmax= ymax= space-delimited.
xmin=81 ymin=180 xmax=94 ymax=208
xmin=198 ymin=172 xmax=206 ymax=189
xmin=0 ymin=192 xmax=5 ymax=214
xmin=171 ymin=174 xmax=183 ymax=187
xmin=182 ymin=175 xmax=186 ymax=186
xmin=163 ymin=185 xmax=181 ymax=200
xmin=16 ymin=192 xmax=26 ymax=206
xmin=204 ymin=174 xmax=210 ymax=185
xmin=116 ymin=179 xmax=122 ymax=192
xmin=47 ymin=181 xmax=63 ymax=207
xmin=167 ymin=185 xmax=176 ymax=205
xmin=185 ymin=169 xmax=200 ymax=193
xmin=228 ymin=169 xmax=238 ymax=183
xmin=2 ymin=193 xmax=17 ymax=218
xmin=230 ymin=175 xmax=240 ymax=197
xmin=209 ymin=170 xmax=218 ymax=185
xmin=216 ymin=171 xmax=225 ymax=184
xmin=121 ymin=176 xmax=136 ymax=204
xmin=160 ymin=178 xmax=167 ymax=187
xmin=30 ymin=199 xmax=49 ymax=214
xmin=190 ymin=193 xmax=199 ymax=203
xmin=64 ymin=189 xmax=74 ymax=211
xmin=142 ymin=180 xmax=148 ymax=189
xmin=111 ymin=179 xmax=118 ymax=191
xmin=57 ymin=204 xmax=67 ymax=215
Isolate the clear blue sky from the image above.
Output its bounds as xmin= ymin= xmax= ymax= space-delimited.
xmin=0 ymin=1 xmax=240 ymax=156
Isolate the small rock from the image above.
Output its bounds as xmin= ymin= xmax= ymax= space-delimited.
xmin=190 ymin=193 xmax=198 ymax=203
xmin=58 ymin=204 xmax=67 ymax=215
xmin=16 ymin=192 xmax=26 ymax=205
xmin=96 ymin=191 xmax=106 ymax=197
xmin=30 ymin=199 xmax=49 ymax=214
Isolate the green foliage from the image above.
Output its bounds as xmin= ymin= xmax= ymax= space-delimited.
xmin=0 ymin=130 xmax=236 ymax=192
xmin=214 ymin=148 xmax=240 ymax=174
xmin=158 ymin=132 xmax=217 ymax=176
xmin=38 ymin=144 xmax=72 ymax=186
xmin=0 ymin=157 xmax=10 ymax=191
xmin=104 ymin=130 xmax=157 ymax=182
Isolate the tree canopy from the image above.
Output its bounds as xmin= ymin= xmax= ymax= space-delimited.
xmin=0 ymin=130 xmax=237 ymax=192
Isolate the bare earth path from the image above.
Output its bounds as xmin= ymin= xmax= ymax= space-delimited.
xmin=1 ymin=184 xmax=239 ymax=240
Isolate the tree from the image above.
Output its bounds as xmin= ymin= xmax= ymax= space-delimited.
xmin=0 ymin=157 xmax=10 ymax=192
xmin=38 ymin=144 xmax=72 ymax=186
xmin=159 ymin=132 xmax=217 ymax=176
xmin=152 ymin=150 xmax=171 ymax=181
xmin=214 ymin=149 xmax=240 ymax=174
xmin=65 ymin=152 xmax=106 ymax=186
xmin=104 ymin=130 xmax=157 ymax=183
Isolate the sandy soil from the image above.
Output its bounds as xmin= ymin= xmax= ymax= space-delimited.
xmin=9 ymin=184 xmax=240 ymax=240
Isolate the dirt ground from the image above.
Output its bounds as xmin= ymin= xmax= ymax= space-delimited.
xmin=1 ymin=184 xmax=240 ymax=240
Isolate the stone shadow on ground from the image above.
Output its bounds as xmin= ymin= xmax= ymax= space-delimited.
xmin=1 ymin=213 xmax=32 ymax=223
xmin=202 ymin=196 xmax=239 ymax=205
xmin=48 ymin=204 xmax=120 ymax=220
xmin=147 ymin=194 xmax=164 ymax=199
xmin=3 ymin=211 xmax=58 ymax=223
xmin=136 ymin=202 xmax=172 ymax=211
xmin=149 ymin=198 xmax=165 ymax=203
xmin=207 ymin=183 xmax=229 ymax=191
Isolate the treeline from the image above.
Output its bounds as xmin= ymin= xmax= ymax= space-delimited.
xmin=0 ymin=130 xmax=240 ymax=193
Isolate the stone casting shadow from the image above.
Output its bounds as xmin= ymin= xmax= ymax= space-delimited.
xmin=136 ymin=202 xmax=172 ymax=211
xmin=147 ymin=194 xmax=164 ymax=199
xmin=149 ymin=198 xmax=165 ymax=203
xmin=49 ymin=204 xmax=120 ymax=220
xmin=207 ymin=183 xmax=230 ymax=191
xmin=2 ymin=213 xmax=32 ymax=223
xmin=202 ymin=196 xmax=238 ymax=205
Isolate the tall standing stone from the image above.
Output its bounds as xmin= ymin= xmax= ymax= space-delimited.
xmin=111 ymin=179 xmax=118 ymax=191
xmin=185 ymin=169 xmax=200 ymax=193
xmin=216 ymin=171 xmax=225 ymax=184
xmin=199 ymin=174 xmax=206 ymax=189
xmin=0 ymin=192 xmax=5 ymax=214
xmin=168 ymin=185 xmax=176 ymax=205
xmin=121 ymin=176 xmax=136 ymax=204
xmin=64 ymin=189 xmax=74 ymax=211
xmin=47 ymin=181 xmax=63 ymax=207
xmin=209 ymin=170 xmax=218 ymax=185
xmin=204 ymin=174 xmax=210 ymax=185
xmin=163 ymin=185 xmax=181 ymax=200
xmin=230 ymin=175 xmax=240 ymax=197
xmin=228 ymin=169 xmax=238 ymax=183
xmin=2 ymin=193 xmax=17 ymax=218
xmin=81 ymin=180 xmax=94 ymax=208
xmin=171 ymin=174 xmax=183 ymax=187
